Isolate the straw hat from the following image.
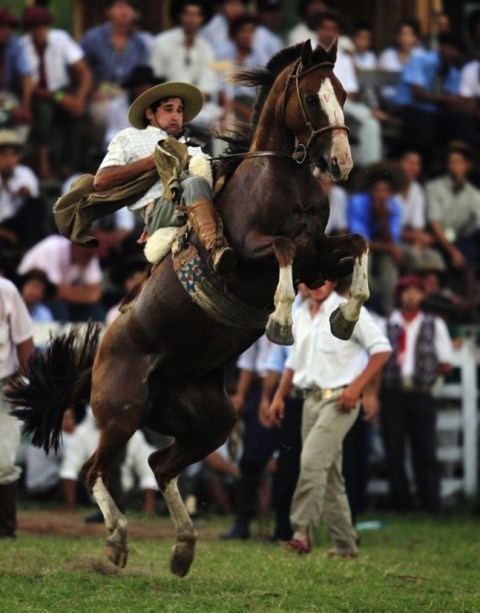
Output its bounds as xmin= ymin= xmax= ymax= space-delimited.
xmin=128 ymin=82 xmax=204 ymax=129
xmin=0 ymin=130 xmax=23 ymax=149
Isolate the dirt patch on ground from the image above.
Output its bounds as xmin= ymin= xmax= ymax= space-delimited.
xmin=17 ymin=509 xmax=222 ymax=541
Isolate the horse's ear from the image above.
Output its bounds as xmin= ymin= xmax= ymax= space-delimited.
xmin=301 ymin=39 xmax=313 ymax=68
xmin=325 ymin=38 xmax=338 ymax=65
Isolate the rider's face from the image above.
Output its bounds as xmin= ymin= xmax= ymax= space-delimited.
xmin=147 ymin=97 xmax=184 ymax=135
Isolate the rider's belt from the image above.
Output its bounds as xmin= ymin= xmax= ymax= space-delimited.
xmin=384 ymin=378 xmax=433 ymax=393
xmin=302 ymin=385 xmax=346 ymax=400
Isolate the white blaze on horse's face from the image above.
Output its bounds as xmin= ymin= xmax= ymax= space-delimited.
xmin=315 ymin=77 xmax=353 ymax=181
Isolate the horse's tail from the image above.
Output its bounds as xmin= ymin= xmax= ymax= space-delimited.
xmin=6 ymin=322 xmax=102 ymax=454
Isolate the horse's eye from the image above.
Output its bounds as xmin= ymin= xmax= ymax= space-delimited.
xmin=305 ymin=95 xmax=319 ymax=107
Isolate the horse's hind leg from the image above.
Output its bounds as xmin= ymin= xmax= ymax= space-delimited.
xmin=82 ymin=424 xmax=134 ymax=568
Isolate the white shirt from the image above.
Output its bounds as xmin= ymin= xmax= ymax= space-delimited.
xmin=150 ymin=28 xmax=217 ymax=96
xmin=286 ymin=292 xmax=391 ymax=389
xmin=253 ymin=25 xmax=283 ymax=66
xmin=17 ymin=235 xmax=102 ymax=286
xmin=385 ymin=310 xmax=453 ymax=378
xmin=21 ymin=29 xmax=84 ymax=92
xmin=354 ymin=50 xmax=377 ymax=70
xmin=333 ymin=49 xmax=359 ymax=94
xmin=99 ymin=125 xmax=206 ymax=211
xmin=0 ymin=278 xmax=33 ymax=378
xmin=396 ymin=181 xmax=426 ymax=229
xmin=459 ymin=60 xmax=480 ymax=98
xmin=325 ymin=184 xmax=348 ymax=234
xmin=237 ymin=334 xmax=273 ymax=378
xmin=59 ymin=409 xmax=158 ymax=491
xmin=0 ymin=165 xmax=39 ymax=223
xmin=200 ymin=14 xmax=229 ymax=50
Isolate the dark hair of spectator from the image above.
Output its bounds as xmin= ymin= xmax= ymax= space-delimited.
xmin=228 ymin=14 xmax=258 ymax=40
xmin=437 ymin=32 xmax=466 ymax=52
xmin=395 ymin=18 xmax=421 ymax=39
xmin=447 ymin=140 xmax=475 ymax=162
xmin=296 ymin=0 xmax=336 ymax=19
xmin=169 ymin=0 xmax=214 ymax=25
xmin=311 ymin=10 xmax=344 ymax=32
xmin=352 ymin=20 xmax=373 ymax=36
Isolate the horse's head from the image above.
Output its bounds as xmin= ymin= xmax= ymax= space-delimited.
xmin=279 ymin=39 xmax=353 ymax=181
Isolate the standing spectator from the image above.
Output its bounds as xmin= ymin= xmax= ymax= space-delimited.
xmin=0 ymin=129 xmax=47 ymax=259
xmin=252 ymin=0 xmax=284 ymax=66
xmin=348 ymin=164 xmax=405 ymax=315
xmin=81 ymin=0 xmax=149 ymax=152
xmin=221 ymin=335 xmax=280 ymax=540
xmin=313 ymin=11 xmax=383 ymax=166
xmin=0 ymin=8 xmax=33 ymax=136
xmin=268 ymin=281 xmax=391 ymax=555
xmin=200 ymin=0 xmax=247 ymax=51
xmin=20 ymin=6 xmax=92 ymax=181
xmin=0 ymin=276 xmax=34 ymax=538
xmin=17 ymin=235 xmax=105 ymax=322
xmin=150 ymin=0 xmax=222 ymax=138
xmin=380 ymin=275 xmax=453 ymax=514
xmin=459 ymin=10 xmax=480 ymax=130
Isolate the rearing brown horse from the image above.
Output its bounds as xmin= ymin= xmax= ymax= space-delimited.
xmin=8 ymin=40 xmax=369 ymax=577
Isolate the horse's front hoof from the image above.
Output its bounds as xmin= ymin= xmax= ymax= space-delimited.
xmin=105 ymin=542 xmax=129 ymax=568
xmin=266 ymin=319 xmax=294 ymax=345
xmin=170 ymin=540 xmax=196 ymax=577
xmin=329 ymin=307 xmax=356 ymax=340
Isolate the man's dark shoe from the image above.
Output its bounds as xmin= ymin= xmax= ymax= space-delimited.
xmin=220 ymin=525 xmax=250 ymax=540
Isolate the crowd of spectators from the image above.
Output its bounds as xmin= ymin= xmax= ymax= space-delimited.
xmin=1 ymin=0 xmax=480 ymax=530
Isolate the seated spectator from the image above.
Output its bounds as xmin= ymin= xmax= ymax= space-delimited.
xmin=426 ymin=141 xmax=480 ymax=318
xmin=200 ymin=0 xmax=247 ymax=50
xmin=81 ymin=0 xmax=149 ymax=152
xmin=393 ymin=33 xmax=475 ymax=162
xmin=17 ymin=234 xmax=105 ymax=322
xmin=215 ymin=14 xmax=262 ymax=123
xmin=459 ymin=10 xmax=480 ymax=129
xmin=106 ymin=255 xmax=148 ymax=325
xmin=396 ymin=149 xmax=445 ymax=272
xmin=24 ymin=409 xmax=75 ymax=499
xmin=16 ymin=269 xmax=55 ymax=323
xmin=313 ymin=11 xmax=383 ymax=166
xmin=323 ymin=176 xmax=348 ymax=235
xmin=351 ymin=21 xmax=377 ymax=70
xmin=0 ymin=8 xmax=33 ymax=137
xmin=0 ymin=130 xmax=48 ymax=263
xmin=347 ymin=164 xmax=404 ymax=315
xmin=377 ymin=19 xmax=423 ymax=108
xmin=287 ymin=0 xmax=329 ymax=46
xmin=150 ymin=0 xmax=222 ymax=139
xmin=60 ymin=406 xmax=158 ymax=515
xmin=20 ymin=6 xmax=92 ymax=182
xmin=252 ymin=0 xmax=284 ymax=66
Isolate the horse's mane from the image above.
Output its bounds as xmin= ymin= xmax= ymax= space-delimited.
xmin=214 ymin=42 xmax=331 ymax=176
xmin=213 ymin=43 xmax=304 ymax=175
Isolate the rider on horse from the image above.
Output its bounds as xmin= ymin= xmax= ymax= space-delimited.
xmin=94 ymin=81 xmax=236 ymax=273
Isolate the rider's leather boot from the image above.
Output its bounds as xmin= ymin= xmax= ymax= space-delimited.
xmin=0 ymin=482 xmax=17 ymax=538
xmin=187 ymin=199 xmax=236 ymax=274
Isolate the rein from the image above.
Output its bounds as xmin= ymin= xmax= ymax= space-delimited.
xmin=214 ymin=58 xmax=349 ymax=166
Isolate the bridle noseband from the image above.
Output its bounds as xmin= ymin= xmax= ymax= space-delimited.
xmin=280 ymin=58 xmax=350 ymax=164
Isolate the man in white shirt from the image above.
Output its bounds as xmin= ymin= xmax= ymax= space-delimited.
xmin=150 ymin=1 xmax=222 ymax=134
xmin=17 ymin=234 xmax=105 ymax=322
xmin=268 ymin=281 xmax=391 ymax=556
xmin=95 ymin=80 xmax=235 ymax=273
xmin=20 ymin=5 xmax=92 ymax=180
xmin=0 ymin=130 xmax=47 ymax=254
xmin=0 ymin=277 xmax=34 ymax=538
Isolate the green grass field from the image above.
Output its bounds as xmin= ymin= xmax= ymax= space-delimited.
xmin=1 ymin=509 xmax=479 ymax=613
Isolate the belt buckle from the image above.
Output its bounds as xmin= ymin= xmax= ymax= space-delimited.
xmin=321 ymin=388 xmax=334 ymax=399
